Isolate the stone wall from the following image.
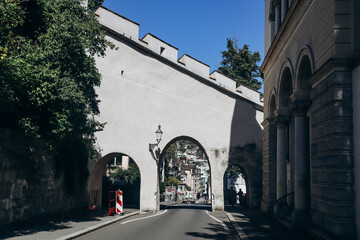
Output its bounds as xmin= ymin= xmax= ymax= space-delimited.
xmin=261 ymin=120 xmax=277 ymax=216
xmin=0 ymin=127 xmax=86 ymax=228
xmin=310 ymin=70 xmax=355 ymax=237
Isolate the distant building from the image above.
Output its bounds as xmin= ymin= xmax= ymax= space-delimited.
xmin=106 ymin=154 xmax=130 ymax=176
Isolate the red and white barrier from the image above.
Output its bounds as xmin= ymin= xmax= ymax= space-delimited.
xmin=116 ymin=190 xmax=123 ymax=214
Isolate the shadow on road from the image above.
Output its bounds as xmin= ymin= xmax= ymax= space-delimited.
xmin=161 ymin=203 xmax=212 ymax=211
xmin=225 ymin=205 xmax=311 ymax=240
xmin=186 ymin=222 xmax=239 ymax=240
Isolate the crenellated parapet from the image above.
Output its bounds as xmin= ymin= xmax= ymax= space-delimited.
xmin=96 ymin=6 xmax=140 ymax=40
xmin=141 ymin=33 xmax=179 ymax=62
xmin=178 ymin=54 xmax=210 ymax=79
xmin=95 ymin=6 xmax=262 ymax=106
xmin=210 ymin=71 xmax=236 ymax=91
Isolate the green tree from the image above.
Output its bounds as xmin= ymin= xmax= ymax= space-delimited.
xmin=110 ymin=163 xmax=140 ymax=185
xmin=225 ymin=165 xmax=247 ymax=180
xmin=0 ymin=0 xmax=112 ymax=194
xmin=218 ymin=38 xmax=262 ymax=91
xmin=167 ymin=176 xmax=180 ymax=187
xmin=165 ymin=143 xmax=176 ymax=162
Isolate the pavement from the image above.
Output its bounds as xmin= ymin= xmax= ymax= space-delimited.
xmin=0 ymin=208 xmax=140 ymax=240
xmin=0 ymin=203 xmax=312 ymax=240
xmin=224 ymin=205 xmax=311 ymax=240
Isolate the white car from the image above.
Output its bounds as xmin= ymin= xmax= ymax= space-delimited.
xmin=183 ymin=195 xmax=195 ymax=203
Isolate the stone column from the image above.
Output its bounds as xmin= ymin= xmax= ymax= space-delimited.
xmin=275 ymin=3 xmax=281 ymax=33
xmin=281 ymin=0 xmax=288 ymax=22
xmin=274 ymin=117 xmax=288 ymax=218
xmin=290 ymin=117 xmax=295 ymax=207
xmin=261 ymin=118 xmax=277 ymax=216
xmin=292 ymin=104 xmax=311 ymax=229
xmin=277 ymin=121 xmax=287 ymax=201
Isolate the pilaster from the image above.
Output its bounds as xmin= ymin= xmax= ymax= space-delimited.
xmin=273 ymin=116 xmax=290 ymax=219
xmin=261 ymin=118 xmax=277 ymax=216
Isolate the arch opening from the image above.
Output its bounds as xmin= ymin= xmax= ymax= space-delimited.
xmin=88 ymin=152 xmax=141 ymax=211
xmin=297 ymin=55 xmax=312 ymax=93
xmin=269 ymin=94 xmax=277 ymax=118
xmin=279 ymin=67 xmax=293 ymax=110
xmin=159 ymin=137 xmax=211 ymax=207
xmin=223 ymin=164 xmax=248 ymax=208
xmin=103 ymin=154 xmax=140 ymax=209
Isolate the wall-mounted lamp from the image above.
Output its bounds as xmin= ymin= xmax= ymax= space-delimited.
xmin=149 ymin=125 xmax=163 ymax=163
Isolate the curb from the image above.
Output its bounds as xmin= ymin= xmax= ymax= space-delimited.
xmin=55 ymin=211 xmax=140 ymax=240
xmin=225 ymin=211 xmax=248 ymax=240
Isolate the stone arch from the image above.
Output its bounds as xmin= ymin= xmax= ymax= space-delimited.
xmin=160 ymin=136 xmax=209 ymax=162
xmin=88 ymin=152 xmax=141 ymax=210
xmin=159 ymin=136 xmax=212 ymax=205
xmin=277 ymin=60 xmax=294 ymax=113
xmin=268 ymin=88 xmax=277 ymax=118
xmin=294 ymin=45 xmax=314 ymax=95
xmin=228 ymin=142 xmax=262 ymax=208
xmin=223 ymin=163 xmax=249 ymax=206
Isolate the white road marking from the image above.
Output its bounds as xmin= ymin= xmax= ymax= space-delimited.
xmin=206 ymin=210 xmax=229 ymax=231
xmin=225 ymin=212 xmax=248 ymax=240
xmin=121 ymin=210 xmax=167 ymax=224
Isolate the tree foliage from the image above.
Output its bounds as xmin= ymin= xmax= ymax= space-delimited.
xmin=110 ymin=163 xmax=140 ymax=185
xmin=225 ymin=165 xmax=247 ymax=180
xmin=165 ymin=143 xmax=176 ymax=162
xmin=167 ymin=176 xmax=180 ymax=187
xmin=218 ymin=38 xmax=262 ymax=91
xmin=0 ymin=0 xmax=112 ymax=194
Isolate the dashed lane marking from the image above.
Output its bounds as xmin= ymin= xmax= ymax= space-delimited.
xmin=206 ymin=210 xmax=229 ymax=231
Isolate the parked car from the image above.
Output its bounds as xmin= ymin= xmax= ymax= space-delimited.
xmin=183 ymin=194 xmax=195 ymax=203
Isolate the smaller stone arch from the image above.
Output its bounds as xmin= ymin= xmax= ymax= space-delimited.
xmin=277 ymin=60 xmax=294 ymax=114
xmin=223 ymin=164 xmax=249 ymax=207
xmin=228 ymin=142 xmax=262 ymax=208
xmin=88 ymin=152 xmax=141 ymax=210
xmin=268 ymin=88 xmax=277 ymax=118
xmin=294 ymin=45 xmax=314 ymax=95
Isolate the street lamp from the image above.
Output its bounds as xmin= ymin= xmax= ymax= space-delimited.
xmin=149 ymin=124 xmax=163 ymax=162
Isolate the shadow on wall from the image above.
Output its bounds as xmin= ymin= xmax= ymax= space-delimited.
xmin=229 ymin=99 xmax=263 ymax=208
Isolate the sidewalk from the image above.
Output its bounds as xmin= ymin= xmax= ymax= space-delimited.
xmin=225 ymin=206 xmax=311 ymax=240
xmin=0 ymin=208 xmax=139 ymax=240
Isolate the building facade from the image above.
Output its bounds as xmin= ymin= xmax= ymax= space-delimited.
xmin=261 ymin=0 xmax=360 ymax=239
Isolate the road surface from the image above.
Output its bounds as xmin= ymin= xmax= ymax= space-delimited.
xmin=76 ymin=204 xmax=239 ymax=240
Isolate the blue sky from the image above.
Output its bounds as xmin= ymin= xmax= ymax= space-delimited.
xmin=103 ymin=0 xmax=264 ymax=77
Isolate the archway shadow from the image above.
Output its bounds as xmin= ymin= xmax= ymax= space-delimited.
xmin=229 ymin=98 xmax=263 ymax=209
xmin=160 ymin=203 xmax=212 ymax=211
xmin=186 ymin=222 xmax=237 ymax=240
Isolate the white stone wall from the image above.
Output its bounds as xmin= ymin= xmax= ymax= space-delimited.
xmin=91 ymin=7 xmax=263 ymax=212
xmin=353 ymin=65 xmax=360 ymax=239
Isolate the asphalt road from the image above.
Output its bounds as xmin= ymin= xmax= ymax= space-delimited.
xmin=75 ymin=204 xmax=239 ymax=240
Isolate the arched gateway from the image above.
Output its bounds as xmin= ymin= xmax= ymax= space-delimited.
xmin=88 ymin=6 xmax=263 ymax=212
